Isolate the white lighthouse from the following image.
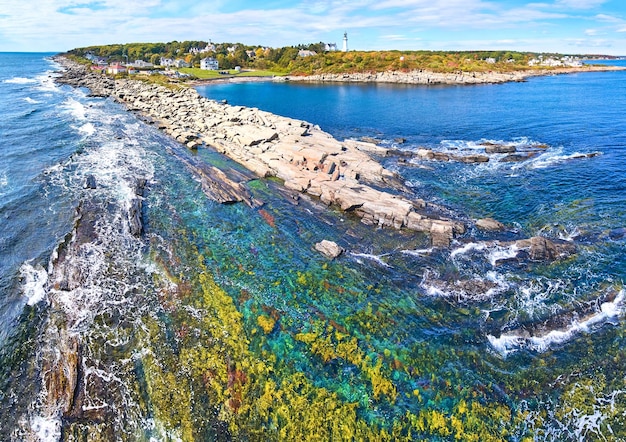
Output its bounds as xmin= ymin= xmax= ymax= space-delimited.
xmin=342 ymin=32 xmax=348 ymax=52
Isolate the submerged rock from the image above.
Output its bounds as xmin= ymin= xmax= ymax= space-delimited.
xmin=481 ymin=143 xmax=517 ymax=154
xmin=84 ymin=174 xmax=97 ymax=189
xmin=315 ymin=240 xmax=344 ymax=259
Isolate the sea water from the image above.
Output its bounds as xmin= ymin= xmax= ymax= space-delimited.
xmin=2 ymin=53 xmax=626 ymax=440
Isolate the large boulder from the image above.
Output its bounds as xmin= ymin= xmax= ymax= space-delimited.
xmin=315 ymin=240 xmax=344 ymax=259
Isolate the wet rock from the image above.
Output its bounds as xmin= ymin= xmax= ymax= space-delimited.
xmin=482 ymin=143 xmax=517 ymax=154
xmin=360 ymin=136 xmax=381 ymax=145
xmin=128 ymin=198 xmax=143 ymax=236
xmin=430 ymin=221 xmax=455 ymax=247
xmin=315 ymin=240 xmax=344 ymax=259
xmin=499 ymin=154 xmax=529 ymax=163
xmin=455 ymin=154 xmax=489 ymax=163
xmin=476 ymin=218 xmax=506 ymax=231
xmin=608 ymin=227 xmax=626 ymax=240
xmin=42 ymin=327 xmax=80 ymax=416
xmin=515 ymin=236 xmax=576 ymax=261
xmin=84 ymin=174 xmax=97 ymax=189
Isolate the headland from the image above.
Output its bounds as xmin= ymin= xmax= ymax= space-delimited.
xmin=54 ymin=54 xmax=583 ymax=260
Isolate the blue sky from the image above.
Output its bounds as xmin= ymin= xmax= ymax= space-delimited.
xmin=0 ymin=0 xmax=625 ymax=54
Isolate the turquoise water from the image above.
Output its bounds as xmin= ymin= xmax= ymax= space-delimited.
xmin=1 ymin=53 xmax=626 ymax=440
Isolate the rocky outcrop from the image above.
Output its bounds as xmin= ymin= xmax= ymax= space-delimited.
xmin=282 ymin=65 xmax=626 ymax=86
xmin=515 ymin=236 xmax=576 ymax=261
xmin=284 ymin=70 xmax=530 ymax=85
xmin=476 ymin=218 xmax=506 ymax=231
xmin=54 ymin=57 xmax=464 ymax=246
xmin=315 ymin=240 xmax=344 ymax=259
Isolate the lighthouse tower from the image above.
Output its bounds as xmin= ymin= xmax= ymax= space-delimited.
xmin=342 ymin=32 xmax=348 ymax=52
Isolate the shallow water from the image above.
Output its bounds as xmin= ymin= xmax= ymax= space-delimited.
xmin=1 ymin=53 xmax=626 ymax=440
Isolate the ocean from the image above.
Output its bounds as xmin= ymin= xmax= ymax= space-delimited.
xmin=1 ymin=52 xmax=626 ymax=440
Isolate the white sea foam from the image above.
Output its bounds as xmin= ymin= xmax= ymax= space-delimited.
xmin=350 ymin=252 xmax=392 ymax=268
xmin=401 ymin=247 xmax=434 ymax=257
xmin=23 ymin=97 xmax=40 ymax=104
xmin=30 ymin=415 xmax=61 ymax=442
xmin=489 ymin=289 xmax=625 ymax=356
xmin=61 ymin=97 xmax=87 ymax=120
xmin=516 ymin=146 xmax=602 ymax=170
xmin=78 ymin=122 xmax=96 ymax=136
xmin=4 ymin=76 xmax=37 ymax=84
xmin=20 ymin=262 xmax=48 ymax=306
xmin=486 ymin=243 xmax=520 ymax=267
xmin=35 ymin=71 xmax=60 ymax=92
xmin=450 ymin=242 xmax=487 ymax=259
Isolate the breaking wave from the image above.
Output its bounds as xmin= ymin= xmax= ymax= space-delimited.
xmin=488 ymin=289 xmax=625 ymax=357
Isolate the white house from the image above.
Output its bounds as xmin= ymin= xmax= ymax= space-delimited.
xmin=134 ymin=60 xmax=154 ymax=68
xmin=160 ymin=57 xmax=174 ymax=67
xmin=107 ymin=63 xmax=127 ymax=75
xmin=174 ymin=59 xmax=191 ymax=68
xmin=325 ymin=43 xmax=338 ymax=52
xmin=201 ymin=57 xmax=219 ymax=70
xmin=298 ymin=50 xmax=317 ymax=57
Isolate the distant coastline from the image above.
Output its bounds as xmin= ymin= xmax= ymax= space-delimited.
xmin=280 ymin=65 xmax=626 ymax=86
xmin=185 ymin=65 xmax=626 ymax=87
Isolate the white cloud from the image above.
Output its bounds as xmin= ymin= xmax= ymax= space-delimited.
xmin=0 ymin=0 xmax=623 ymax=53
xmin=585 ymin=29 xmax=598 ymax=36
xmin=555 ymin=0 xmax=607 ymax=9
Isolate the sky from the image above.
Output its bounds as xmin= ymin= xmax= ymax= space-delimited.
xmin=0 ymin=0 xmax=625 ymax=54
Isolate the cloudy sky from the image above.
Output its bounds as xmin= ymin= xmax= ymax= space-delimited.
xmin=0 ymin=0 xmax=625 ymax=54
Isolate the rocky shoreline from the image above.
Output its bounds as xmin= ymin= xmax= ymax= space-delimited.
xmin=54 ymin=56 xmax=467 ymax=247
xmin=281 ymin=65 xmax=626 ymax=85
xmin=53 ymin=55 xmax=582 ymax=258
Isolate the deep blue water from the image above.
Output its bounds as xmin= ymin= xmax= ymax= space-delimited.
xmin=1 ymin=53 xmax=626 ymax=440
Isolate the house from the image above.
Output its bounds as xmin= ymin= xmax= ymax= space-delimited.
xmin=107 ymin=63 xmax=127 ymax=75
xmin=134 ymin=60 xmax=154 ymax=69
xmin=246 ymin=50 xmax=256 ymax=59
xmin=160 ymin=57 xmax=174 ymax=67
xmin=200 ymin=57 xmax=219 ymax=70
xmin=174 ymin=59 xmax=191 ymax=68
xmin=298 ymin=50 xmax=317 ymax=57
xmin=202 ymin=43 xmax=216 ymax=53
xmin=324 ymin=43 xmax=338 ymax=52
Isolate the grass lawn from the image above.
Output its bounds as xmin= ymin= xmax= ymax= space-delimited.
xmin=179 ymin=68 xmax=284 ymax=79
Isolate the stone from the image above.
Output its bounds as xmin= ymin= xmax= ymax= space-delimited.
xmin=476 ymin=218 xmax=505 ymax=231
xmin=499 ymin=154 xmax=528 ymax=163
xmin=84 ymin=174 xmax=97 ymax=189
xmin=515 ymin=236 xmax=576 ymax=261
xmin=483 ymin=144 xmax=517 ymax=154
xmin=315 ymin=240 xmax=344 ymax=259
xmin=456 ymin=154 xmax=489 ymax=163
xmin=430 ymin=221 xmax=455 ymax=247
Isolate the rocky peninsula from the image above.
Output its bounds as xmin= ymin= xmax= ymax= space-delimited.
xmin=54 ymin=56 xmax=580 ymax=259
xmin=55 ymin=56 xmax=468 ymax=247
xmin=281 ymin=65 xmax=626 ymax=85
